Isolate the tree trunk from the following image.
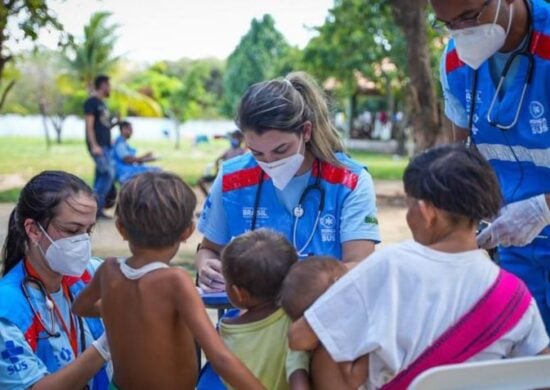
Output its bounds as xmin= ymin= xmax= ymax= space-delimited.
xmin=0 ymin=79 xmax=15 ymax=112
xmin=172 ymin=117 xmax=181 ymax=150
xmin=39 ymin=99 xmax=52 ymax=150
xmin=50 ymin=115 xmax=65 ymax=144
xmin=389 ymin=0 xmax=442 ymax=151
xmin=165 ymin=109 xmax=181 ymax=150
xmin=346 ymin=92 xmax=358 ymax=140
xmin=0 ymin=11 xmax=14 ymax=113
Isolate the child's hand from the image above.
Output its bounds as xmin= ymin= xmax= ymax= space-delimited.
xmin=289 ymin=369 xmax=310 ymax=390
xmin=288 ymin=318 xmax=319 ymax=351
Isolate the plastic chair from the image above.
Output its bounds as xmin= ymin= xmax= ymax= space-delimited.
xmin=408 ymin=355 xmax=550 ymax=390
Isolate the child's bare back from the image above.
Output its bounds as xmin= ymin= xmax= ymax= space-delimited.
xmin=73 ymin=172 xmax=265 ymax=390
xmin=100 ymin=258 xmax=198 ymax=389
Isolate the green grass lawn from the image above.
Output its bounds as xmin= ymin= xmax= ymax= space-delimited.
xmin=0 ymin=136 xmax=408 ymax=202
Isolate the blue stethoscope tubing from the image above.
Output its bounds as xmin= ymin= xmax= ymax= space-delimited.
xmin=469 ymin=0 xmax=535 ymax=132
xmin=251 ymin=159 xmax=326 ymax=256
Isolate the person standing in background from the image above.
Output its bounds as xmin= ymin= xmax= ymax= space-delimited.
xmin=84 ymin=75 xmax=117 ymax=219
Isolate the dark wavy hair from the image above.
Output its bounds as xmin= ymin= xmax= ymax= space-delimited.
xmin=1 ymin=171 xmax=94 ymax=276
xmin=403 ymin=144 xmax=502 ymax=225
xmin=115 ymin=171 xmax=196 ymax=248
xmin=222 ymin=229 xmax=297 ymax=300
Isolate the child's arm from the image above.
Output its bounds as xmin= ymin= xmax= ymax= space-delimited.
xmin=287 ymin=345 xmax=311 ymax=390
xmin=172 ymin=269 xmax=265 ymax=390
xmin=288 ymin=317 xmax=319 ymax=351
xmin=338 ymin=354 xmax=369 ymax=389
xmin=289 ymin=369 xmax=310 ymax=390
xmin=72 ymin=262 xmax=105 ymax=318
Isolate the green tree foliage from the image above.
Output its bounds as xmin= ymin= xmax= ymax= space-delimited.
xmin=304 ymin=0 xmax=402 ymax=89
xmin=64 ymin=11 xmax=120 ymax=90
xmin=128 ymin=58 xmax=224 ymax=148
xmin=222 ymin=14 xmax=291 ymax=116
xmin=131 ymin=58 xmax=225 ymax=121
xmin=64 ymin=11 xmax=161 ymax=118
xmin=0 ymin=0 xmax=66 ymax=111
xmin=178 ymin=59 xmax=225 ymax=120
xmin=303 ymin=0 xmax=446 ymax=149
xmin=302 ymin=0 xmax=407 ymax=136
xmin=3 ymin=49 xmax=85 ymax=144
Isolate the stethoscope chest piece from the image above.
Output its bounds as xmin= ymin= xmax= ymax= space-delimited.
xmin=293 ymin=205 xmax=304 ymax=218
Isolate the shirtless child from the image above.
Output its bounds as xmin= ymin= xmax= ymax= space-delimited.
xmin=73 ymin=172 xmax=263 ymax=390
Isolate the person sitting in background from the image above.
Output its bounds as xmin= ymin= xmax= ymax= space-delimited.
xmin=197 ymin=130 xmax=246 ymax=196
xmin=112 ymin=121 xmax=160 ymax=184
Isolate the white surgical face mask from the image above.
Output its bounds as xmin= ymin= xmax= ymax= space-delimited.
xmin=37 ymin=224 xmax=92 ymax=277
xmin=256 ymin=135 xmax=305 ymax=190
xmin=450 ymin=0 xmax=513 ymax=70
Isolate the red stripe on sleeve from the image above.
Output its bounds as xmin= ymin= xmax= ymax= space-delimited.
xmin=531 ymin=31 xmax=550 ymax=60
xmin=315 ymin=161 xmax=359 ymax=190
xmin=222 ymin=166 xmax=264 ymax=192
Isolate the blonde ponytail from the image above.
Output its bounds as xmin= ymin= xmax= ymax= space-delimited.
xmin=286 ymin=72 xmax=344 ymax=165
xmin=236 ymin=71 xmax=345 ymax=166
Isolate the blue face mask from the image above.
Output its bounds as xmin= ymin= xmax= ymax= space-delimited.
xmin=230 ymin=139 xmax=240 ymax=148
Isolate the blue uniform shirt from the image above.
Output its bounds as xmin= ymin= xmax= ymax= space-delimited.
xmin=0 ymin=258 xmax=109 ymax=389
xmin=440 ymin=0 xmax=550 ymax=332
xmin=198 ymin=154 xmax=380 ymax=256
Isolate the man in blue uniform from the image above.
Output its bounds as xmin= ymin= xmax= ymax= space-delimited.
xmin=433 ymin=0 xmax=550 ymax=331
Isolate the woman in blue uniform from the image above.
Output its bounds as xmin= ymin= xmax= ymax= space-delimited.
xmin=196 ymin=72 xmax=381 ymax=292
xmin=0 ymin=171 xmax=110 ymax=389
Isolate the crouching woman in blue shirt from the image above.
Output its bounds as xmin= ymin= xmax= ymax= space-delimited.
xmin=0 ymin=171 xmax=110 ymax=389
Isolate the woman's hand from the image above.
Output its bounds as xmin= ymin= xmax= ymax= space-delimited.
xmin=196 ymin=238 xmax=226 ymax=292
xmin=198 ymin=257 xmax=225 ymax=292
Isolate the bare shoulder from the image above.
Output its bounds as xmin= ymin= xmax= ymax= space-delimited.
xmin=161 ymin=267 xmax=195 ymax=289
xmin=100 ymin=257 xmax=122 ymax=276
xmin=144 ymin=267 xmax=195 ymax=292
xmin=157 ymin=268 xmax=200 ymax=305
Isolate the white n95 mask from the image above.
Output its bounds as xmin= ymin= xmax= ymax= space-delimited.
xmin=256 ymin=136 xmax=305 ymax=190
xmin=38 ymin=224 xmax=92 ymax=277
xmin=450 ymin=0 xmax=513 ymax=70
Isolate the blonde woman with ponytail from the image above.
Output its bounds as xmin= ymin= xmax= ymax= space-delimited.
xmin=196 ymin=71 xmax=380 ymax=293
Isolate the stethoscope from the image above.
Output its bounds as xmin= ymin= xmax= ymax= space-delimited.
xmin=21 ymin=266 xmax=86 ymax=355
xmin=251 ymin=159 xmax=326 ymax=256
xmin=468 ymin=0 xmax=541 ymax=237
xmin=469 ymin=0 xmax=535 ymax=133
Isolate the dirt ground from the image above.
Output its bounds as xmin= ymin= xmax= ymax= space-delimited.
xmin=0 ymin=180 xmax=411 ymax=274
